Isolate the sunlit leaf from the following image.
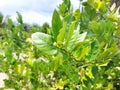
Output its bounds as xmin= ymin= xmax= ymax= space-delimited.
xmin=65 ymin=21 xmax=76 ymax=46
xmin=57 ymin=22 xmax=67 ymax=45
xmin=110 ymin=3 xmax=116 ymax=12
xmin=74 ymin=46 xmax=90 ymax=61
xmin=74 ymin=9 xmax=80 ymax=19
xmin=67 ymin=28 xmax=87 ymax=51
xmin=32 ymin=32 xmax=57 ymax=56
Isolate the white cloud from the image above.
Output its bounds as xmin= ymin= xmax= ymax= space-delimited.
xmin=10 ymin=10 xmax=52 ymax=25
xmin=71 ymin=0 xmax=80 ymax=10
xmin=0 ymin=0 xmax=62 ymax=25
xmin=0 ymin=0 xmax=81 ymax=25
xmin=0 ymin=0 xmax=62 ymax=14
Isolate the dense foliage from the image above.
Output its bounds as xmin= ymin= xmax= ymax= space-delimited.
xmin=0 ymin=0 xmax=120 ymax=89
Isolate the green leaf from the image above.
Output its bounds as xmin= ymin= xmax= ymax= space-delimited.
xmin=84 ymin=4 xmax=96 ymax=20
xmin=97 ymin=46 xmax=118 ymax=61
xmin=85 ymin=75 xmax=93 ymax=84
xmin=50 ymin=53 xmax=63 ymax=71
xmin=4 ymin=46 xmax=13 ymax=61
xmin=58 ymin=3 xmax=66 ymax=16
xmin=74 ymin=9 xmax=81 ymax=20
xmin=57 ymin=22 xmax=67 ymax=45
xmin=7 ymin=18 xmax=14 ymax=28
xmin=64 ymin=13 xmax=73 ymax=24
xmin=17 ymin=12 xmax=23 ymax=24
xmin=65 ymin=21 xmax=76 ymax=46
xmin=92 ymin=66 xmax=98 ymax=77
xmin=0 ymin=13 xmax=3 ymax=23
xmin=32 ymin=32 xmax=57 ymax=56
xmin=38 ymin=62 xmax=50 ymax=74
xmin=86 ymin=39 xmax=99 ymax=61
xmin=99 ymin=2 xmax=106 ymax=13
xmin=52 ymin=10 xmax=62 ymax=40
xmin=73 ymin=46 xmax=90 ymax=61
xmin=83 ymin=80 xmax=89 ymax=87
xmin=67 ymin=28 xmax=87 ymax=51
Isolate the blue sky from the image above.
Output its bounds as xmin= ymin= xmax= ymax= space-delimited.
xmin=0 ymin=0 xmax=79 ymax=25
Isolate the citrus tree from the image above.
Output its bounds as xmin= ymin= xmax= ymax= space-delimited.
xmin=0 ymin=0 xmax=120 ymax=89
xmin=32 ymin=0 xmax=120 ymax=89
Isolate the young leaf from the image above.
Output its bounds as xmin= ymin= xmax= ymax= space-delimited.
xmin=65 ymin=21 xmax=76 ymax=46
xmin=57 ymin=22 xmax=67 ymax=45
xmin=52 ymin=10 xmax=62 ymax=40
xmin=16 ymin=12 xmax=23 ymax=24
xmin=64 ymin=13 xmax=73 ymax=24
xmin=74 ymin=9 xmax=81 ymax=20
